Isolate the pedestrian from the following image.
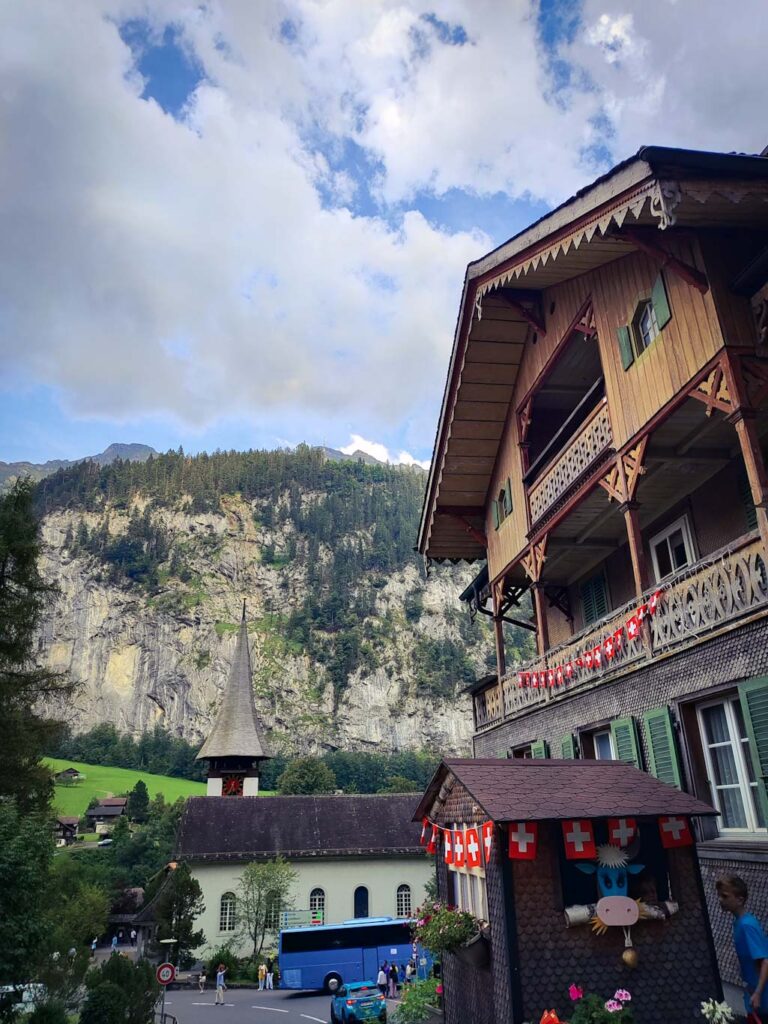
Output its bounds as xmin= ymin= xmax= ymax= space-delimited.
xmin=265 ymin=958 xmax=274 ymax=990
xmin=118 ymin=930 xmax=124 ymax=945
xmin=388 ymin=962 xmax=399 ymax=999
xmin=198 ymin=969 xmax=207 ymax=993
xmin=90 ymin=938 xmax=97 ymax=959
xmin=130 ymin=928 xmax=136 ymax=947
xmin=215 ymin=963 xmax=227 ymax=1005
xmin=110 ymin=935 xmax=118 ymax=954
xmin=717 ymin=874 xmax=768 ymax=1021
xmin=377 ymin=965 xmax=387 ymax=997
xmin=258 ymin=962 xmax=267 ymax=991
xmin=405 ymin=960 xmax=413 ymax=984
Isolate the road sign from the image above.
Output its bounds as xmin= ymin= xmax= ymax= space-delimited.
xmin=156 ymin=963 xmax=175 ymax=986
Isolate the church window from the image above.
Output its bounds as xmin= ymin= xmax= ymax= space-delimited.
xmin=396 ymin=884 xmax=412 ymax=918
xmin=309 ymin=887 xmax=325 ymax=925
xmin=219 ymin=892 xmax=236 ymax=932
xmin=354 ymin=886 xmax=369 ymax=918
xmin=264 ymin=899 xmax=281 ymax=931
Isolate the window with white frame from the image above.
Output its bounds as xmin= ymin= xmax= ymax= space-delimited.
xmin=633 ymin=299 xmax=660 ymax=355
xmin=593 ymin=730 xmax=615 ymax=760
xmin=650 ymin=515 xmax=696 ymax=582
xmin=219 ymin=892 xmax=236 ymax=932
xmin=396 ymin=884 xmax=412 ymax=918
xmin=697 ymin=696 xmax=766 ymax=834
xmin=264 ymin=899 xmax=281 ymax=931
xmin=309 ymin=887 xmax=325 ymax=924
xmin=446 ymin=823 xmax=488 ymax=921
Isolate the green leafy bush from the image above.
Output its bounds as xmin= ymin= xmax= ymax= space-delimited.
xmin=411 ymin=899 xmax=482 ymax=956
xmin=27 ymin=1000 xmax=69 ymax=1024
xmin=206 ymin=945 xmax=240 ymax=980
xmin=392 ymin=978 xmax=439 ymax=1023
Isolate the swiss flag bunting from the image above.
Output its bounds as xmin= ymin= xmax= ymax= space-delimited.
xmin=592 ymin=645 xmax=602 ymax=669
xmin=649 ymin=589 xmax=662 ymax=614
xmin=626 ymin=614 xmax=640 ymax=641
xmin=465 ymin=827 xmax=482 ymax=869
xmin=604 ymin=634 xmax=616 ymax=660
xmin=658 ymin=816 xmax=694 ymax=848
xmin=562 ymin=819 xmax=597 ymax=860
xmin=453 ymin=829 xmax=466 ymax=868
xmin=420 ymin=818 xmax=428 ymax=846
xmin=481 ymin=821 xmax=494 ymax=863
xmin=508 ymin=821 xmax=538 ymax=860
xmin=607 ymin=817 xmax=637 ymax=847
xmin=426 ymin=824 xmax=438 ymax=854
xmin=565 ymin=662 xmax=573 ymax=679
xmin=443 ymin=829 xmax=454 ymax=865
xmin=584 ymin=650 xmax=593 ymax=670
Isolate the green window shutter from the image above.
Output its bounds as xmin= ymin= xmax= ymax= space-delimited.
xmin=503 ymin=478 xmax=513 ymax=516
xmin=642 ymin=707 xmax=682 ymax=788
xmin=651 ymin=272 xmax=672 ymax=330
xmin=560 ymin=734 xmax=577 ymax=759
xmin=492 ymin=500 xmax=500 ymax=530
xmin=611 ymin=717 xmax=642 ymax=769
xmin=580 ymin=573 xmax=608 ymax=626
xmin=530 ymin=740 xmax=549 ymax=759
xmin=616 ymin=325 xmax=634 ymax=370
xmin=739 ymin=467 xmax=758 ymax=532
xmin=738 ymin=678 xmax=768 ymax=822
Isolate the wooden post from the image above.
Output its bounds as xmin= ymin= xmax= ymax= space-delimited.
xmin=493 ymin=615 xmax=507 ymax=679
xmin=531 ymin=582 xmax=550 ymax=656
xmin=732 ymin=409 xmax=768 ymax=553
xmin=619 ymin=501 xmax=649 ymax=601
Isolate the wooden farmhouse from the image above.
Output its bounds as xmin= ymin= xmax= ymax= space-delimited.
xmin=417 ymin=146 xmax=768 ymax=1002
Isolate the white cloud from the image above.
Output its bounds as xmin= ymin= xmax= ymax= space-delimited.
xmin=339 ymin=434 xmax=430 ymax=470
xmin=1 ymin=0 xmax=767 ymax=451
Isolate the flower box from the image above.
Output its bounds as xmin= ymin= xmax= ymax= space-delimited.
xmin=453 ymin=930 xmax=491 ymax=969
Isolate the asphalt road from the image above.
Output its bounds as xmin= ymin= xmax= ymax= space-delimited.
xmin=161 ymin=985 xmax=396 ymax=1024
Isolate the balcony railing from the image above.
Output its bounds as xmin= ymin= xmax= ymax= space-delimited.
xmin=528 ymin=398 xmax=613 ymax=525
xmin=475 ymin=532 xmax=768 ymax=731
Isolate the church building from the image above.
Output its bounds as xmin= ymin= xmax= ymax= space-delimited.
xmin=176 ymin=606 xmax=433 ymax=955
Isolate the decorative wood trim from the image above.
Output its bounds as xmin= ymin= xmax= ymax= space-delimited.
xmin=740 ymin=355 xmax=768 ymax=410
xmin=618 ymin=226 xmax=709 ymax=294
xmin=496 ymin=289 xmax=546 ymax=336
xmin=688 ymin=359 xmax=733 ymax=417
xmin=598 ymin=437 xmax=648 ymax=504
xmin=518 ymin=398 xmax=533 ymax=444
xmin=521 ymin=535 xmax=548 ymax=582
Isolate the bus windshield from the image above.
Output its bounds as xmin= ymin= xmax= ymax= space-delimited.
xmin=278 ymin=918 xmax=430 ymax=993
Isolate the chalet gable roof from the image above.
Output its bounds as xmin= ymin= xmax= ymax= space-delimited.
xmin=177 ymin=794 xmax=423 ymax=862
xmin=418 ymin=145 xmax=768 ymax=563
xmin=413 ymin=758 xmax=717 ymax=824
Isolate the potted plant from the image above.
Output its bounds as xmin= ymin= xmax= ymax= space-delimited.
xmin=411 ymin=900 xmax=490 ymax=969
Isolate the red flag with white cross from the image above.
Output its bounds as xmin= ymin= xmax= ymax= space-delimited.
xmin=481 ymin=821 xmax=494 ymax=863
xmin=562 ymin=819 xmax=597 ymax=859
xmin=454 ymin=827 xmax=466 ymax=868
xmin=626 ymin=615 xmax=640 ymax=641
xmin=649 ymin=589 xmax=662 ymax=614
xmin=420 ymin=818 xmax=428 ymax=846
xmin=592 ymin=645 xmax=602 ymax=669
xmin=508 ymin=821 xmax=538 ymax=860
xmin=548 ymin=669 xmax=555 ymax=688
xmin=584 ymin=650 xmax=593 ymax=670
xmin=607 ymin=817 xmax=637 ymax=847
xmin=465 ymin=827 xmax=482 ymax=869
xmin=658 ymin=816 xmax=694 ymax=848
xmin=604 ymin=634 xmax=615 ymax=660
xmin=426 ymin=824 xmax=438 ymax=854
xmin=444 ymin=829 xmax=454 ymax=865
xmin=565 ymin=662 xmax=573 ymax=680
xmin=556 ymin=666 xmax=563 ymax=685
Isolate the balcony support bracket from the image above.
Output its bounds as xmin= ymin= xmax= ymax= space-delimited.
xmin=618 ymin=227 xmax=709 ymax=294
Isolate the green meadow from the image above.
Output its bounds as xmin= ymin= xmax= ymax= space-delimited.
xmin=46 ymin=757 xmax=207 ymax=816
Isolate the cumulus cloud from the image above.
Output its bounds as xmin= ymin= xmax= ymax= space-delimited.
xmin=339 ymin=434 xmax=430 ymax=470
xmin=1 ymin=0 xmax=767 ymax=449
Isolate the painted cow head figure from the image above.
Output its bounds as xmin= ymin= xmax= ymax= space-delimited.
xmin=575 ymin=843 xmax=644 ymax=897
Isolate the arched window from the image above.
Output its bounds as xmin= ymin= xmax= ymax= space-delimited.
xmin=396 ymin=884 xmax=412 ymax=918
xmin=219 ymin=892 xmax=236 ymax=932
xmin=354 ymin=886 xmax=369 ymax=918
xmin=309 ymin=887 xmax=325 ymax=925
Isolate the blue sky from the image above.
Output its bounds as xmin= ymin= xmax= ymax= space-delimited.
xmin=1 ymin=1 xmax=766 ymax=466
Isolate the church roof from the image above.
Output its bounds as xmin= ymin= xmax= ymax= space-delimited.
xmin=176 ymin=794 xmax=423 ymax=862
xmin=196 ymin=607 xmax=271 ymax=762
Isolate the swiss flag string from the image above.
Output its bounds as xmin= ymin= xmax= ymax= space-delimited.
xmin=420 ymin=818 xmax=497 ymax=865
xmin=514 ymin=589 xmax=664 ymax=689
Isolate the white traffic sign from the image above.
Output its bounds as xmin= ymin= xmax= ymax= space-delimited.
xmin=156 ymin=963 xmax=176 ymax=986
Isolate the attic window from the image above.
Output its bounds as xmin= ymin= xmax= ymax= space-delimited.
xmin=615 ymin=272 xmax=672 ymax=370
xmin=633 ymin=300 xmax=660 ymax=354
xmin=492 ymin=479 xmax=513 ymax=530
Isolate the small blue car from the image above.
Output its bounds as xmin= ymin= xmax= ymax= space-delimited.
xmin=330 ymin=981 xmax=387 ymax=1023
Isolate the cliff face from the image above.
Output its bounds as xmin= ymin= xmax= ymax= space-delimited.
xmin=36 ymin=496 xmax=492 ymax=755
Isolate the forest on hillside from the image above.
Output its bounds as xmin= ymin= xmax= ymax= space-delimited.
xmin=34 ymin=447 xmax=534 ymax=700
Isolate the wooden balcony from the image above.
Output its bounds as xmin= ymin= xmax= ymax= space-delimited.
xmin=475 ymin=532 xmax=768 ymax=732
xmin=528 ymin=398 xmax=613 ymax=525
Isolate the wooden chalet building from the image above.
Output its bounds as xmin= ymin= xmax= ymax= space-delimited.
xmin=417 ymin=145 xmax=768 ymax=992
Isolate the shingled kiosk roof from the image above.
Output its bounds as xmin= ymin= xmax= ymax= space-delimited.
xmin=177 ymin=794 xmax=423 ymax=862
xmin=196 ymin=604 xmax=270 ymax=761
xmin=413 ymin=758 xmax=717 ymax=823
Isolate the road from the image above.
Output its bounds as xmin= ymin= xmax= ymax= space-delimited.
xmin=161 ymin=985 xmax=397 ymax=1024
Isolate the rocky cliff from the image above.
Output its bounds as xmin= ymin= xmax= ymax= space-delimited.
xmin=35 ymin=484 xmax=510 ymax=756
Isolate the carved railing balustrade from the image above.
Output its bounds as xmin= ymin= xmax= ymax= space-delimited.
xmin=475 ymin=533 xmax=768 ymax=732
xmin=474 ymin=683 xmax=503 ymax=729
xmin=528 ymin=399 xmax=613 ymax=525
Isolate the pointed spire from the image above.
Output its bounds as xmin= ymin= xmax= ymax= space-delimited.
xmin=196 ymin=609 xmax=271 ymax=762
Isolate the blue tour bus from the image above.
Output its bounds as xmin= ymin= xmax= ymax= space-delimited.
xmin=279 ymin=917 xmax=430 ymax=993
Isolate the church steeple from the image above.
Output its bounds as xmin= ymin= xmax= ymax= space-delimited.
xmin=196 ymin=604 xmax=271 ymax=796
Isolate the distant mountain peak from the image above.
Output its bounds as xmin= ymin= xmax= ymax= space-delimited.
xmin=0 ymin=442 xmax=158 ymax=490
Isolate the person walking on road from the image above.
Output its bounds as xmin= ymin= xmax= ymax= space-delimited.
xmin=388 ymin=963 xmax=399 ymax=999
xmin=198 ymin=969 xmax=207 ymax=992
xmin=130 ymin=928 xmax=136 ymax=947
xmin=258 ymin=962 xmax=267 ymax=990
xmin=110 ymin=935 xmax=118 ymax=954
xmin=215 ymin=963 xmax=227 ymax=1005
xmin=265 ymin=958 xmax=274 ymax=990
xmin=377 ymin=966 xmax=387 ymax=997
xmin=90 ymin=938 xmax=97 ymax=959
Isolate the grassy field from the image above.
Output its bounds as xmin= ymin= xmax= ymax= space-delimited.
xmin=46 ymin=757 xmax=207 ymax=816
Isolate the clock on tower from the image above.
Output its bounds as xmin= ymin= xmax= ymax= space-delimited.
xmin=222 ymin=774 xmax=244 ymax=797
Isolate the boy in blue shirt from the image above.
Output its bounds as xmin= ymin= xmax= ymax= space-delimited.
xmin=717 ymin=874 xmax=768 ymax=1020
